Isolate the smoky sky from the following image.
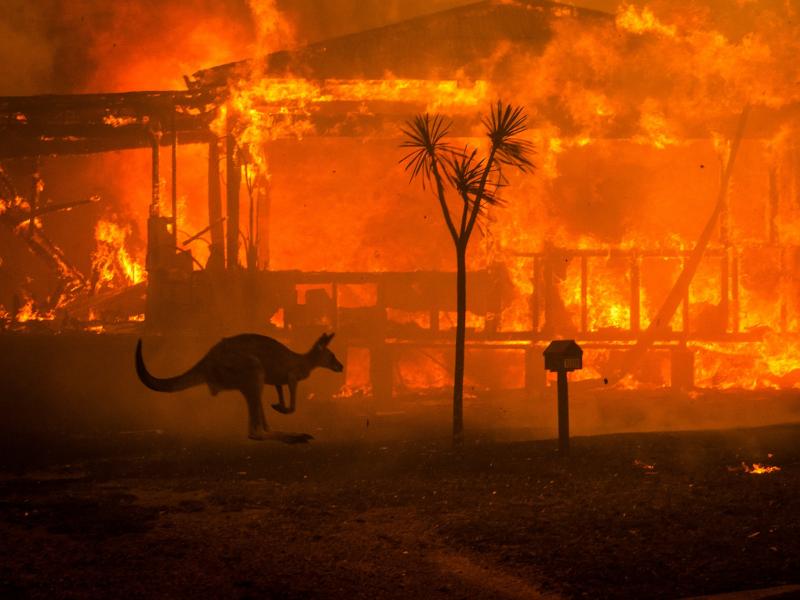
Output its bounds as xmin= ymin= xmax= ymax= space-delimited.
xmin=0 ymin=0 xmax=472 ymax=95
xmin=0 ymin=0 xmax=620 ymax=96
xmin=1 ymin=0 xmax=786 ymax=95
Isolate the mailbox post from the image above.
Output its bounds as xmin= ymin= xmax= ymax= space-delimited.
xmin=543 ymin=340 xmax=583 ymax=455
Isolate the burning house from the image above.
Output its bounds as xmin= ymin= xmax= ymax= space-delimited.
xmin=2 ymin=0 xmax=800 ymax=411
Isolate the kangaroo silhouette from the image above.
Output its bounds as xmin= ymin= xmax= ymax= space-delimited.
xmin=136 ymin=332 xmax=343 ymax=443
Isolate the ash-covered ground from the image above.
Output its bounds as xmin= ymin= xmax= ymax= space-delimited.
xmin=1 ymin=421 xmax=798 ymax=599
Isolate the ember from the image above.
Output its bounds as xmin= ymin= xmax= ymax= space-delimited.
xmin=742 ymin=462 xmax=781 ymax=475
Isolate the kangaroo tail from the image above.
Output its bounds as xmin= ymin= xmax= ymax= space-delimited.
xmin=135 ymin=339 xmax=205 ymax=393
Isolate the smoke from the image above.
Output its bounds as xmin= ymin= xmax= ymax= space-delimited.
xmin=0 ymin=1 xmax=56 ymax=95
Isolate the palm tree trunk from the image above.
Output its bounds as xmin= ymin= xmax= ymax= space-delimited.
xmin=453 ymin=242 xmax=467 ymax=444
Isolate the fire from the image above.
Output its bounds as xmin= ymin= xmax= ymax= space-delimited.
xmin=615 ymin=4 xmax=677 ymax=38
xmin=91 ymin=219 xmax=145 ymax=291
xmin=6 ymin=0 xmax=800 ymax=397
xmin=740 ymin=462 xmax=781 ymax=475
xmin=15 ymin=299 xmax=54 ymax=323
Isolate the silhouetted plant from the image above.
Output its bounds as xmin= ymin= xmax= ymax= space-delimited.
xmin=400 ymin=102 xmax=534 ymax=444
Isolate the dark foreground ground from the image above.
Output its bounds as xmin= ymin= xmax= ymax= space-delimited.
xmin=0 ymin=423 xmax=799 ymax=600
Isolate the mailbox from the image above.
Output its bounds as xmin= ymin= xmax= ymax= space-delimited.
xmin=543 ymin=339 xmax=583 ymax=455
xmin=543 ymin=340 xmax=583 ymax=373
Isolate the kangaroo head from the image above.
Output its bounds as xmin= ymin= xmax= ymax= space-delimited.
xmin=310 ymin=332 xmax=344 ymax=373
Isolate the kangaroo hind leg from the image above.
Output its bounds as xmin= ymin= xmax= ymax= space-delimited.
xmin=237 ymin=357 xmax=269 ymax=440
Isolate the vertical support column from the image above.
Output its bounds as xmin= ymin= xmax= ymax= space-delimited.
xmin=580 ymin=256 xmax=588 ymax=333
xmin=630 ymin=253 xmax=640 ymax=334
xmin=720 ymin=157 xmax=730 ymax=244
xmin=543 ymin=253 xmax=553 ymax=334
xmin=226 ymin=132 xmax=240 ymax=270
xmin=207 ymin=136 xmax=224 ymax=268
xmin=146 ymin=130 xmax=164 ymax=329
xmin=146 ymin=132 xmax=162 ymax=273
xmin=29 ymin=160 xmax=41 ymax=237
xmin=531 ymin=256 xmax=541 ymax=333
xmin=259 ymin=175 xmax=271 ymax=269
xmin=731 ymin=250 xmax=740 ymax=333
xmin=171 ymin=105 xmax=178 ymax=246
xmin=557 ymin=369 xmax=569 ymax=455
xmin=150 ymin=132 xmax=160 ymax=216
xmin=682 ymin=256 xmax=690 ymax=338
xmin=720 ymin=250 xmax=729 ymax=332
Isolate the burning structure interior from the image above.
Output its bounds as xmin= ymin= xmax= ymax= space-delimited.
xmin=2 ymin=0 xmax=800 ymax=408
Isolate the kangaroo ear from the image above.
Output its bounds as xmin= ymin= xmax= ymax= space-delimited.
xmin=316 ymin=332 xmax=334 ymax=348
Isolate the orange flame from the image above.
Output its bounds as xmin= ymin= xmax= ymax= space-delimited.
xmin=92 ymin=219 xmax=145 ymax=291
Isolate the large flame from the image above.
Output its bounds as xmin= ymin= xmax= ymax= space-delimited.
xmin=15 ymin=0 xmax=800 ymax=393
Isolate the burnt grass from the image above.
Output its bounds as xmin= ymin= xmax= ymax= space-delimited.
xmin=0 ymin=423 xmax=798 ymax=599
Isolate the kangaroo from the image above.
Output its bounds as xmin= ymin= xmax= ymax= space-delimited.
xmin=135 ymin=332 xmax=344 ymax=443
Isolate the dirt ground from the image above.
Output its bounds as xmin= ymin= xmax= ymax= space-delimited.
xmin=0 ymin=422 xmax=799 ymax=599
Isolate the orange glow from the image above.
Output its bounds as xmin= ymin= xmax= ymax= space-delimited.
xmin=92 ymin=219 xmax=146 ymax=291
xmin=10 ymin=0 xmax=800 ymax=395
xmin=615 ymin=4 xmax=677 ymax=38
xmin=741 ymin=462 xmax=781 ymax=475
xmin=15 ymin=299 xmax=54 ymax=323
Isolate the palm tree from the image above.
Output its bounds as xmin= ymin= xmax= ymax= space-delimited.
xmin=400 ymin=102 xmax=534 ymax=443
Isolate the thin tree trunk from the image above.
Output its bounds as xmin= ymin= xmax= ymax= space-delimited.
xmin=453 ymin=242 xmax=467 ymax=444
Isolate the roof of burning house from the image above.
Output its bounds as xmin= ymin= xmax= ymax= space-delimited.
xmin=0 ymin=0 xmax=610 ymax=158
xmin=189 ymin=0 xmax=611 ymax=88
xmin=0 ymin=90 xmax=215 ymax=159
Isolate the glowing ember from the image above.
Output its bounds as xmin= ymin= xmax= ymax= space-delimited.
xmin=743 ymin=462 xmax=781 ymax=475
xmin=15 ymin=299 xmax=54 ymax=323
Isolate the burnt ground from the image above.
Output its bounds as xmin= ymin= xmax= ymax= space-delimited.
xmin=0 ymin=423 xmax=799 ymax=600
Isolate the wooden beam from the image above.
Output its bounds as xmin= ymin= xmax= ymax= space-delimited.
xmin=207 ymin=137 xmax=225 ymax=268
xmin=226 ymin=132 xmax=240 ymax=269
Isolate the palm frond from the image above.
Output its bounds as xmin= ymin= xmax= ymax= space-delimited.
xmin=399 ymin=113 xmax=454 ymax=188
xmin=446 ymin=147 xmax=505 ymax=209
xmin=482 ymin=101 xmax=535 ymax=173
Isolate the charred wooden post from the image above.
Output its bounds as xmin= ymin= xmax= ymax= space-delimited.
xmin=149 ymin=129 xmax=161 ymax=216
xmin=682 ymin=258 xmax=690 ymax=338
xmin=171 ymin=105 xmax=178 ymax=247
xmin=259 ymin=174 xmax=271 ymax=269
xmin=531 ymin=256 xmax=541 ymax=332
xmin=207 ymin=136 xmax=225 ymax=270
xmin=226 ymin=131 xmax=241 ymax=270
xmin=731 ymin=250 xmax=740 ymax=333
xmin=580 ymin=257 xmax=588 ymax=333
xmin=720 ymin=250 xmax=730 ymax=331
xmin=544 ymin=340 xmax=583 ymax=455
xmin=543 ymin=251 xmax=553 ymax=334
xmin=630 ymin=254 xmax=640 ymax=333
